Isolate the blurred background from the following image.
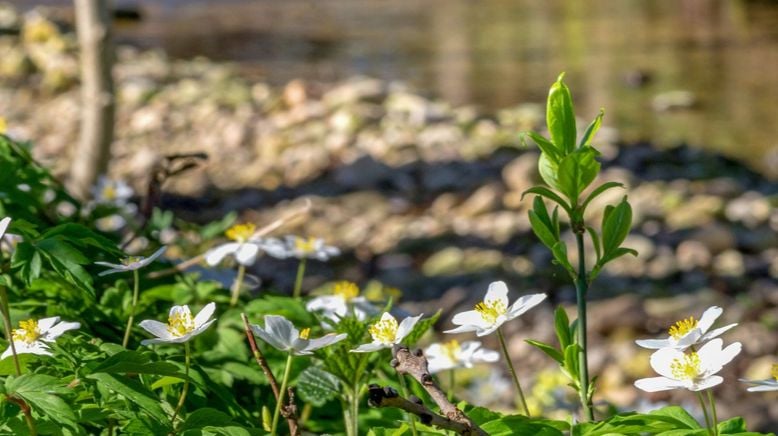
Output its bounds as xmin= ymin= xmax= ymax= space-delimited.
xmin=1 ymin=0 xmax=777 ymax=431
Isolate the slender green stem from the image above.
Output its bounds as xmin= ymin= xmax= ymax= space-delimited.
xmin=342 ymin=397 xmax=355 ymax=436
xmin=697 ymin=391 xmax=713 ymax=435
xmin=171 ymin=342 xmax=191 ymax=426
xmin=292 ymin=258 xmax=307 ymax=299
xmin=271 ymin=353 xmax=294 ymax=436
xmin=497 ymin=327 xmax=530 ymax=416
xmin=230 ymin=264 xmax=246 ymax=307
xmin=396 ymin=373 xmax=419 ymax=436
xmin=122 ymin=269 xmax=140 ymax=348
xmin=574 ymin=231 xmax=594 ymax=421
xmin=0 ymin=286 xmax=21 ymax=375
xmin=707 ymin=390 xmax=719 ymax=436
xmin=351 ymin=382 xmax=360 ymax=436
xmin=448 ymin=369 xmax=455 ymax=402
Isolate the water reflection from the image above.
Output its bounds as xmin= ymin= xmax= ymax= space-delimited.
xmin=14 ymin=0 xmax=778 ymax=177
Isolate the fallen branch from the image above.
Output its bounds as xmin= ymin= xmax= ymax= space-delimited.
xmin=370 ymin=345 xmax=487 ymax=436
xmin=241 ymin=313 xmax=300 ymax=436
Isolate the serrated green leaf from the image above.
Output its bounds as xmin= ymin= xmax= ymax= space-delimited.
xmin=296 ymin=366 xmax=341 ymax=407
xmin=86 ymin=373 xmax=168 ymax=424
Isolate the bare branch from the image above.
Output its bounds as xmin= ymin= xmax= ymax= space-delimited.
xmin=368 ymin=385 xmax=475 ymax=434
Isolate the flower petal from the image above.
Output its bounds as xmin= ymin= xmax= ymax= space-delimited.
xmin=187 ymin=319 xmax=216 ymax=340
xmin=650 ymin=348 xmax=685 ymax=379
xmin=251 ymin=324 xmax=290 ymax=351
xmin=689 ymin=376 xmax=723 ymax=391
xmin=0 ymin=217 xmax=10 ymax=240
xmin=139 ymin=320 xmax=174 ymax=340
xmin=484 ymin=281 xmax=509 ymax=307
xmin=235 ymin=243 xmax=260 ymax=266
xmin=699 ymin=323 xmax=737 ymax=343
xmin=304 ymin=333 xmax=347 ymax=353
xmin=635 ymin=338 xmax=673 ymax=349
xmin=194 ymin=303 xmax=216 ymax=329
xmin=450 ymin=310 xmax=489 ymax=329
xmin=472 ymin=348 xmax=500 ymax=364
xmin=351 ymin=342 xmax=386 ymax=353
xmin=264 ymin=315 xmax=297 ymax=347
xmin=42 ymin=321 xmax=80 ymax=340
xmin=506 ymin=293 xmax=547 ymax=320
xmin=205 ymin=243 xmax=241 ymax=266
xmin=395 ymin=314 xmax=423 ymax=344
xmin=634 ymin=376 xmax=685 ymax=392
xmin=36 ymin=317 xmax=61 ymax=333
xmin=697 ymin=306 xmax=723 ymax=334
xmin=747 ymin=383 xmax=778 ymax=392
xmin=98 ymin=268 xmax=126 ymax=276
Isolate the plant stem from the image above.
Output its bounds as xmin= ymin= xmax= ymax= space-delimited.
xmin=292 ymin=258 xmax=307 ymax=299
xmin=574 ymin=231 xmax=594 ymax=421
xmin=351 ymin=382 xmax=360 ymax=436
xmin=0 ymin=286 xmax=21 ymax=376
xmin=396 ymin=372 xmax=419 ymax=436
xmin=496 ymin=327 xmax=530 ymax=416
xmin=171 ymin=341 xmax=191 ymax=426
xmin=448 ymin=369 xmax=455 ymax=402
xmin=697 ymin=391 xmax=713 ymax=435
xmin=342 ymin=398 xmax=355 ymax=436
xmin=230 ymin=264 xmax=246 ymax=307
xmin=707 ymin=390 xmax=719 ymax=436
xmin=122 ymin=269 xmax=140 ymax=348
xmin=271 ymin=353 xmax=294 ymax=436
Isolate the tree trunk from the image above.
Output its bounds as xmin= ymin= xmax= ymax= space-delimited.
xmin=70 ymin=0 xmax=114 ymax=200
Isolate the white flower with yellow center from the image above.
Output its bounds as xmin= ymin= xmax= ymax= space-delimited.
xmin=635 ymin=306 xmax=737 ymax=350
xmin=425 ymin=340 xmax=500 ymax=374
xmin=138 ymin=303 xmax=216 ymax=345
xmin=1 ymin=317 xmax=80 ymax=359
xmin=351 ymin=312 xmax=423 ymax=353
xmin=91 ymin=176 xmax=134 ymax=206
xmin=95 ymin=246 xmax=167 ymax=276
xmin=306 ymin=281 xmax=378 ymax=324
xmin=263 ymin=235 xmax=340 ymax=261
xmin=740 ymin=364 xmax=778 ymax=392
xmin=205 ymin=223 xmax=265 ymax=267
xmin=444 ymin=281 xmax=546 ymax=337
xmin=634 ymin=338 xmax=741 ymax=392
xmin=251 ymin=315 xmax=347 ymax=356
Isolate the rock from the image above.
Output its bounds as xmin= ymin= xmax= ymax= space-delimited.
xmin=665 ymin=195 xmax=723 ymax=230
xmin=652 ymin=90 xmax=696 ymax=111
xmin=323 ymin=76 xmax=385 ymax=107
xmin=589 ymin=294 xmax=646 ymax=332
xmin=502 ymin=152 xmax=539 ymax=194
xmin=725 ymin=191 xmax=772 ymax=228
xmin=712 ymin=249 xmax=745 ymax=277
xmin=688 ymin=223 xmax=737 ymax=254
xmin=676 ymin=240 xmax=712 ymax=271
xmin=456 ymin=184 xmax=503 ymax=217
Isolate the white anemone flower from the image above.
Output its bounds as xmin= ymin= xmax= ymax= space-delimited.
xmin=306 ymin=281 xmax=377 ymax=324
xmin=264 ymin=235 xmax=340 ymax=261
xmin=251 ymin=315 xmax=347 ymax=356
xmin=351 ymin=312 xmax=423 ymax=353
xmin=1 ymin=317 xmax=80 ymax=359
xmin=741 ymin=364 xmax=778 ymax=392
xmin=634 ymin=338 xmax=741 ymax=392
xmin=92 ymin=176 xmax=133 ymax=206
xmin=635 ymin=306 xmax=737 ymax=350
xmin=205 ymin=223 xmax=264 ymax=267
xmin=444 ymin=281 xmax=546 ymax=337
xmin=425 ymin=340 xmax=499 ymax=374
xmin=0 ymin=217 xmax=10 ymax=240
xmin=139 ymin=302 xmax=216 ymax=345
xmin=95 ymin=246 xmax=167 ymax=276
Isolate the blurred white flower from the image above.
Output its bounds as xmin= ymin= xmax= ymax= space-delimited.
xmin=741 ymin=364 xmax=778 ymax=392
xmin=444 ymin=281 xmax=546 ymax=337
xmin=205 ymin=223 xmax=263 ymax=267
xmin=351 ymin=312 xmax=423 ymax=353
xmin=95 ymin=246 xmax=167 ymax=276
xmin=0 ymin=217 xmax=21 ymax=254
xmin=1 ymin=317 xmax=80 ymax=359
xmin=139 ymin=303 xmax=216 ymax=345
xmin=425 ymin=339 xmax=499 ymax=374
xmin=95 ymin=214 xmax=128 ymax=232
xmin=306 ymin=281 xmax=377 ymax=324
xmin=634 ymin=338 xmax=741 ymax=392
xmin=0 ymin=217 xmax=10 ymax=240
xmin=635 ymin=306 xmax=736 ymax=351
xmin=251 ymin=315 xmax=347 ymax=356
xmin=263 ymin=235 xmax=340 ymax=261
xmin=92 ymin=176 xmax=133 ymax=206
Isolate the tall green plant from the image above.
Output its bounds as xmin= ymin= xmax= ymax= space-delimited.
xmin=522 ymin=73 xmax=637 ymax=422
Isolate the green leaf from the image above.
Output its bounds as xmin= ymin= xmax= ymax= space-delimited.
xmin=481 ymin=415 xmax=564 ymax=436
xmin=87 ymin=373 xmax=168 ymax=424
xmin=529 ymin=210 xmax=558 ymax=250
xmin=539 ymin=152 xmax=562 ymax=194
xmin=6 ymin=374 xmax=77 ymax=428
xmin=579 ymin=109 xmax=604 ymax=148
xmin=525 ymin=339 xmax=563 ymax=363
xmin=547 ymin=72 xmax=577 ymax=154
xmin=550 ymin=241 xmax=574 ymax=277
xmin=557 ymin=147 xmax=600 ymax=202
xmin=586 ymin=226 xmax=602 ymax=263
xmin=524 ymin=131 xmax=561 ymax=162
xmin=553 ymin=306 xmax=571 ymax=349
xmin=403 ymin=310 xmax=441 ymax=346
xmin=581 ymin=181 xmax=624 ymax=212
xmin=522 ymin=187 xmax=572 ymax=216
xmin=601 ymin=196 xmax=633 ymax=255
xmin=562 ymin=344 xmax=581 ymax=386
xmin=91 ymin=350 xmax=190 ymax=380
xmin=296 ymin=366 xmax=341 ymax=407
xmin=647 ymin=406 xmax=702 ymax=429
xmin=181 ymin=408 xmax=233 ymax=431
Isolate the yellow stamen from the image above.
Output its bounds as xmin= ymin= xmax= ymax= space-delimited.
xmin=474 ymin=299 xmax=507 ymax=325
xmin=670 ymin=352 xmax=701 ymax=380
xmin=771 ymin=364 xmax=778 ymax=381
xmin=0 ymin=117 xmax=6 ymax=134
xmin=668 ymin=316 xmax=698 ymax=340
xmin=121 ymin=256 xmax=141 ymax=266
xmin=167 ymin=309 xmax=195 ymax=337
xmin=12 ymin=319 xmax=40 ymax=344
xmin=442 ymin=340 xmax=460 ymax=363
xmin=333 ymin=281 xmax=359 ymax=301
xmin=299 ymin=328 xmax=311 ymax=340
xmin=294 ymin=237 xmax=317 ymax=254
xmin=225 ymin=223 xmax=256 ymax=243
xmin=368 ymin=316 xmax=398 ymax=345
xmin=102 ymin=184 xmax=117 ymax=201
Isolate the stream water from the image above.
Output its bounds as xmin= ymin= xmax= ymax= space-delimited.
xmin=13 ymin=0 xmax=778 ymax=177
